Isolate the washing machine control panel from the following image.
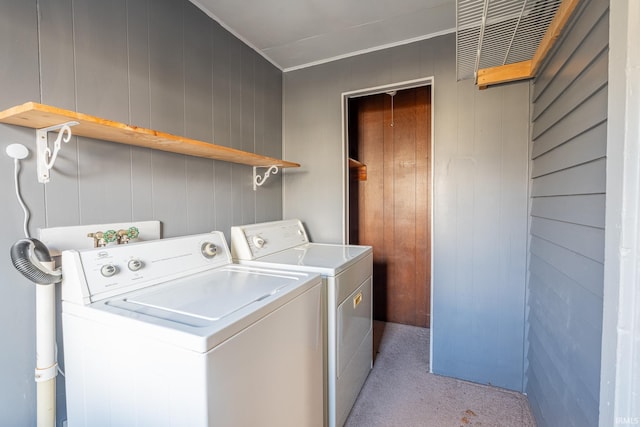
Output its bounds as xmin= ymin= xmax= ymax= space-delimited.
xmin=231 ymin=219 xmax=309 ymax=260
xmin=62 ymin=231 xmax=232 ymax=303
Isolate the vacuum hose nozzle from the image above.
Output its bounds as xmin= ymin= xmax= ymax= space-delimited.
xmin=10 ymin=238 xmax=62 ymax=285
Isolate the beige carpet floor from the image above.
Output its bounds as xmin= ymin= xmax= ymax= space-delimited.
xmin=344 ymin=321 xmax=537 ymax=427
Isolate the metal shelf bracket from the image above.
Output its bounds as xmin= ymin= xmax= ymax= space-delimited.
xmin=253 ymin=165 xmax=279 ymax=191
xmin=36 ymin=121 xmax=79 ymax=183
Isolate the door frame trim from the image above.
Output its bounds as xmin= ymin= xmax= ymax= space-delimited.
xmin=340 ymin=76 xmax=434 ymax=368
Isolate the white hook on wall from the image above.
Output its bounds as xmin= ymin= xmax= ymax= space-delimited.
xmin=36 ymin=121 xmax=79 ymax=183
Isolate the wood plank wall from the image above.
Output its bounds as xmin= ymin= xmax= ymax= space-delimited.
xmin=0 ymin=1 xmax=283 ymax=425
xmin=526 ymin=0 xmax=609 ymax=425
xmin=351 ymin=87 xmax=431 ymax=327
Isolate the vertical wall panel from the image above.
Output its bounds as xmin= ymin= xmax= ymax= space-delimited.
xmin=184 ymin=3 xmax=215 ymax=234
xmin=74 ymin=0 xmax=129 ymax=120
xmin=148 ymin=0 xmax=188 ymax=237
xmin=0 ymin=0 xmax=284 ymax=425
xmin=227 ymin=35 xmax=244 ymax=226
xmin=77 ymin=139 xmax=135 ymax=224
xmin=38 ymin=0 xmax=81 ymax=227
xmin=126 ymin=0 xmax=154 ymax=222
xmin=149 ymin=0 xmax=184 ymax=136
xmin=526 ymin=0 xmax=609 ymax=426
xmin=284 ymin=62 xmax=345 ymax=243
xmin=39 ymin=0 xmax=75 ymax=110
xmin=0 ymin=3 xmax=41 ymax=426
xmin=254 ymin=56 xmax=269 ymax=222
xmin=241 ymin=46 xmax=256 ymax=224
xmin=255 ymin=56 xmax=283 ymax=223
xmin=211 ymin=22 xmax=233 ymax=239
xmin=73 ymin=0 xmax=132 ymax=225
xmin=283 ymin=34 xmax=530 ymax=391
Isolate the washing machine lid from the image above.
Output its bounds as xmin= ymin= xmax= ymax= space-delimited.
xmin=65 ymin=265 xmax=321 ymax=353
xmin=121 ymin=267 xmax=294 ymax=321
xmin=248 ymin=243 xmax=371 ymax=276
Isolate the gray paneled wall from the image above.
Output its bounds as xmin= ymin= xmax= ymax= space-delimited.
xmin=526 ymin=0 xmax=609 ymax=426
xmin=0 ymin=0 xmax=283 ymax=425
xmin=283 ymin=34 xmax=530 ymax=391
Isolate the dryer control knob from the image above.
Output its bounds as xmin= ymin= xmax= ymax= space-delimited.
xmin=252 ymin=236 xmax=265 ymax=248
xmin=201 ymin=242 xmax=218 ymax=258
xmin=100 ymin=264 xmax=118 ymax=277
xmin=128 ymin=259 xmax=144 ymax=271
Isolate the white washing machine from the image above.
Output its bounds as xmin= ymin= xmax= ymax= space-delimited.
xmin=230 ymin=219 xmax=373 ymax=427
xmin=60 ymin=231 xmax=323 ymax=427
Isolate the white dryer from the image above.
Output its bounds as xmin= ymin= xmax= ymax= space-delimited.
xmin=60 ymin=231 xmax=323 ymax=427
xmin=231 ymin=219 xmax=373 ymax=427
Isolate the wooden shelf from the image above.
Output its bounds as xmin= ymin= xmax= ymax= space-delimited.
xmin=349 ymin=157 xmax=367 ymax=181
xmin=0 ymin=102 xmax=300 ymax=168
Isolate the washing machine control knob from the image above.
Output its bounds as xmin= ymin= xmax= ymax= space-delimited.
xmin=252 ymin=236 xmax=266 ymax=248
xmin=201 ymin=242 xmax=218 ymax=258
xmin=128 ymin=259 xmax=144 ymax=271
xmin=100 ymin=264 xmax=118 ymax=277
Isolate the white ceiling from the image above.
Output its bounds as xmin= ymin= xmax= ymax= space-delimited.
xmin=189 ymin=0 xmax=456 ymax=71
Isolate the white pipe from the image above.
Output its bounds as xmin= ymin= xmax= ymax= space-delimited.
xmin=35 ymin=260 xmax=57 ymax=427
xmin=37 ymin=378 xmax=55 ymax=427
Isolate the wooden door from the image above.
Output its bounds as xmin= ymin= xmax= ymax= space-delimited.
xmin=348 ymin=86 xmax=431 ymax=327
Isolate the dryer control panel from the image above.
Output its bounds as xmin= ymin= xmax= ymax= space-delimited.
xmin=231 ymin=219 xmax=309 ymax=260
xmin=61 ymin=231 xmax=232 ymax=304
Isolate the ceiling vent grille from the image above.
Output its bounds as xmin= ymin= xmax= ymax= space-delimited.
xmin=457 ymin=0 xmax=562 ymax=81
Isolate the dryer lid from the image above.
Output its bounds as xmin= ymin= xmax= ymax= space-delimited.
xmin=248 ymin=243 xmax=371 ymax=275
xmin=116 ymin=267 xmax=295 ymax=321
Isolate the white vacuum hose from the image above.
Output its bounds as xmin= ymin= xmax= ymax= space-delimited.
xmin=10 ymin=239 xmax=60 ymax=427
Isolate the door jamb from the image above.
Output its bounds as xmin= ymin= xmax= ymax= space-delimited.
xmin=340 ymin=77 xmax=435 ymax=369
